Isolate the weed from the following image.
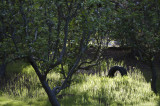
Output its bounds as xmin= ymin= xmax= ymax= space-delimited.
xmin=0 ymin=59 xmax=159 ymax=105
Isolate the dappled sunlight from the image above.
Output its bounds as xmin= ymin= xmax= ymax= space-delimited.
xmin=0 ymin=59 xmax=159 ymax=105
xmin=58 ymin=59 xmax=159 ymax=105
xmin=59 ymin=73 xmax=158 ymax=105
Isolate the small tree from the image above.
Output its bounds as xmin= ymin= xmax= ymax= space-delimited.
xmin=0 ymin=0 xmax=108 ymax=105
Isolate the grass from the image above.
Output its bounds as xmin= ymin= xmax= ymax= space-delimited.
xmin=0 ymin=96 xmax=28 ymax=106
xmin=0 ymin=95 xmax=51 ymax=106
xmin=6 ymin=60 xmax=35 ymax=75
xmin=59 ymin=74 xmax=158 ymax=106
xmin=0 ymin=59 xmax=159 ymax=106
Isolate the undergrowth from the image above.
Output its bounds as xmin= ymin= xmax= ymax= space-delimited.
xmin=0 ymin=59 xmax=159 ymax=106
xmin=59 ymin=74 xmax=158 ymax=106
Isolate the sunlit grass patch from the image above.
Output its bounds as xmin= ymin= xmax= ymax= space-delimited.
xmin=0 ymin=94 xmax=51 ymax=106
xmin=59 ymin=72 xmax=158 ymax=106
xmin=1 ymin=59 xmax=159 ymax=105
xmin=0 ymin=95 xmax=29 ymax=106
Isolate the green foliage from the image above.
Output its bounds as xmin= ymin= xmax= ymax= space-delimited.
xmin=59 ymin=73 xmax=158 ymax=106
xmin=1 ymin=71 xmax=159 ymax=106
xmin=1 ymin=0 xmax=160 ymax=105
xmin=58 ymin=60 xmax=158 ymax=105
xmin=0 ymin=59 xmax=160 ymax=105
xmin=0 ymin=96 xmax=29 ymax=106
xmin=6 ymin=60 xmax=35 ymax=75
xmin=0 ymin=95 xmax=51 ymax=106
xmin=0 ymin=72 xmax=61 ymax=99
xmin=112 ymin=0 xmax=160 ymax=61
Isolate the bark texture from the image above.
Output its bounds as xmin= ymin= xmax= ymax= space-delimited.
xmin=28 ymin=56 xmax=60 ymax=106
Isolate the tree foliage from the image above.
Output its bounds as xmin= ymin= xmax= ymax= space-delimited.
xmin=0 ymin=0 xmax=108 ymax=105
xmin=0 ymin=0 xmax=160 ymax=105
xmin=111 ymin=0 xmax=160 ymax=93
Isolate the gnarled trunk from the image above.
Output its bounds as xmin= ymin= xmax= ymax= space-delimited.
xmin=28 ymin=56 xmax=60 ymax=106
xmin=41 ymin=80 xmax=60 ymax=106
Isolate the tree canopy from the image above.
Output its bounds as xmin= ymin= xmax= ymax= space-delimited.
xmin=0 ymin=0 xmax=160 ymax=105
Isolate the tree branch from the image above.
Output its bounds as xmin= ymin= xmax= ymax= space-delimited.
xmin=28 ymin=56 xmax=44 ymax=80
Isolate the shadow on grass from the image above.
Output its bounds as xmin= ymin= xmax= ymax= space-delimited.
xmin=58 ymin=93 xmax=103 ymax=106
xmin=0 ymin=96 xmax=52 ymax=106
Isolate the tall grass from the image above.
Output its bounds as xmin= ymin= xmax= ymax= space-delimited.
xmin=59 ymin=59 xmax=159 ymax=105
xmin=0 ymin=59 xmax=159 ymax=106
xmin=6 ymin=60 xmax=35 ymax=75
xmin=60 ymin=75 xmax=158 ymax=105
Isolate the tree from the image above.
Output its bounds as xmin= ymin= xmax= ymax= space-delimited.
xmin=112 ymin=0 xmax=160 ymax=93
xmin=0 ymin=0 xmax=107 ymax=105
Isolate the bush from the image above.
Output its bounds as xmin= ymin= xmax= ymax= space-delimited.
xmin=6 ymin=60 xmax=35 ymax=76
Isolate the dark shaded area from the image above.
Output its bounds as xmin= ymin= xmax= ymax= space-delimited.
xmin=108 ymin=66 xmax=127 ymax=77
xmin=0 ymin=52 xmax=7 ymax=78
xmin=150 ymin=61 xmax=157 ymax=94
xmin=0 ymin=63 xmax=6 ymax=78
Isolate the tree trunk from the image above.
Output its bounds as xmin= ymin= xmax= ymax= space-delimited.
xmin=41 ymin=80 xmax=60 ymax=106
xmin=0 ymin=63 xmax=6 ymax=78
xmin=28 ymin=56 xmax=60 ymax=106
xmin=0 ymin=53 xmax=6 ymax=78
xmin=150 ymin=61 xmax=157 ymax=94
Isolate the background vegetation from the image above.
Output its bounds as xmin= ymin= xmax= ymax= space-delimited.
xmin=0 ymin=59 xmax=159 ymax=106
xmin=0 ymin=0 xmax=160 ymax=105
